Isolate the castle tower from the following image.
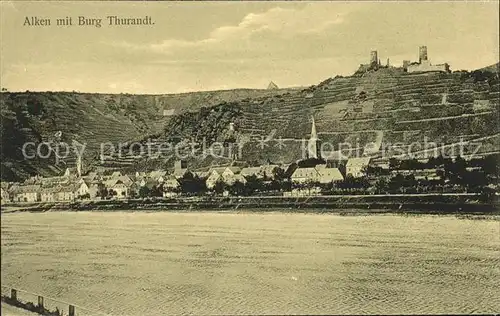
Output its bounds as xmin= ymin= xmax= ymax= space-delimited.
xmin=307 ymin=116 xmax=320 ymax=159
xmin=419 ymin=46 xmax=428 ymax=63
xmin=370 ymin=50 xmax=378 ymax=65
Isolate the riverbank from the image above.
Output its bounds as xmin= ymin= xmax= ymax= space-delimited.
xmin=2 ymin=194 xmax=499 ymax=215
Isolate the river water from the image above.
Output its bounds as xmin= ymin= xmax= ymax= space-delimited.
xmin=1 ymin=211 xmax=499 ymax=315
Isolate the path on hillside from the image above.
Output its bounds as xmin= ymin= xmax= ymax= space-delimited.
xmin=397 ymin=111 xmax=494 ymax=124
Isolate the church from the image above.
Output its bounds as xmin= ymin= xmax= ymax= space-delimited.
xmin=307 ymin=115 xmax=321 ymax=159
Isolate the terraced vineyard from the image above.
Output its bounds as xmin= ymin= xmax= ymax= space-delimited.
xmin=107 ymin=66 xmax=499 ymax=170
xmin=0 ymin=88 xmax=295 ymax=180
xmin=2 ymin=65 xmax=498 ymax=177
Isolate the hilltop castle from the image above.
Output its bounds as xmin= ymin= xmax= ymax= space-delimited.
xmin=404 ymin=46 xmax=450 ymax=73
xmin=358 ymin=46 xmax=450 ymax=74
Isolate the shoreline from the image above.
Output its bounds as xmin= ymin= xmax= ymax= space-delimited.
xmin=2 ymin=194 xmax=499 ymax=216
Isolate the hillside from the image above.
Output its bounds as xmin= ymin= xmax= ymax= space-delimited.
xmin=106 ymin=66 xmax=499 ymax=172
xmin=2 ymin=65 xmax=499 ymax=180
xmin=0 ymin=88 xmax=296 ymax=181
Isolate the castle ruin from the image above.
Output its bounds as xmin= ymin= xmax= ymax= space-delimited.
xmin=406 ymin=46 xmax=450 ymax=73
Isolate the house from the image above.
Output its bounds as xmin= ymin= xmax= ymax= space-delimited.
xmin=11 ymin=185 xmax=41 ymax=202
xmin=149 ymin=170 xmax=167 ymax=180
xmin=260 ymin=165 xmax=280 ymax=179
xmin=118 ymin=175 xmax=134 ymax=186
xmin=84 ymin=172 xmax=101 ymax=182
xmin=346 ymin=157 xmax=372 ymax=178
xmin=111 ymin=171 xmax=123 ymax=178
xmin=315 ymin=165 xmax=344 ymax=183
xmin=221 ymin=167 xmax=241 ymax=179
xmin=163 ymin=176 xmax=180 ymax=197
xmin=172 ymin=168 xmax=189 ymax=179
xmin=207 ymin=167 xmax=227 ymax=178
xmin=291 ymin=167 xmax=318 ymax=184
xmin=55 ymin=183 xmax=83 ymax=201
xmin=240 ymin=167 xmax=262 ymax=178
xmin=194 ymin=170 xmax=209 ymax=179
xmin=206 ymin=172 xmax=222 ymax=189
xmin=40 ymin=186 xmax=57 ymax=202
xmin=205 ymin=167 xmax=228 ymax=188
xmin=104 ymin=179 xmax=129 ymax=198
xmin=224 ymin=174 xmax=247 ymax=186
xmin=291 ymin=165 xmax=344 ymax=184
xmin=163 ymin=176 xmax=180 ymax=190
xmin=87 ymin=181 xmax=105 ymax=199
xmin=75 ymin=181 xmax=90 ymax=198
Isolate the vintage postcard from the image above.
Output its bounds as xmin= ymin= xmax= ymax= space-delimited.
xmin=1 ymin=1 xmax=499 ymax=315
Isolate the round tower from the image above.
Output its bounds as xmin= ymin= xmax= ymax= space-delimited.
xmin=419 ymin=46 xmax=428 ymax=63
xmin=370 ymin=50 xmax=378 ymax=65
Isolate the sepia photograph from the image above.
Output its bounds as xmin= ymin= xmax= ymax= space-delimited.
xmin=1 ymin=1 xmax=499 ymax=315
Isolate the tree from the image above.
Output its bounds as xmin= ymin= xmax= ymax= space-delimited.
xmin=178 ymin=172 xmax=207 ymax=195
xmin=150 ymin=184 xmax=163 ymax=197
xmin=389 ymin=158 xmax=400 ymax=170
xmin=228 ymin=180 xmax=246 ymax=196
xmin=244 ymin=175 xmax=264 ymax=196
xmin=374 ymin=178 xmax=389 ymax=194
xmin=138 ymin=186 xmax=151 ymax=198
xmin=96 ymin=186 xmax=108 ymax=199
xmin=213 ymin=179 xmax=226 ymax=195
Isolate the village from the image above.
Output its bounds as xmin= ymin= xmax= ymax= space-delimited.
xmin=1 ymin=115 xmax=497 ymax=204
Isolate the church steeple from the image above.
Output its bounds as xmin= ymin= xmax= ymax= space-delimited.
xmin=307 ymin=115 xmax=320 ymax=159
xmin=310 ymin=116 xmax=318 ymax=140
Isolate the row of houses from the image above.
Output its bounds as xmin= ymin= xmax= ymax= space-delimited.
xmin=1 ymin=157 xmax=375 ymax=203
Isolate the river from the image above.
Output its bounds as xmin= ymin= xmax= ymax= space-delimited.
xmin=1 ymin=211 xmax=499 ymax=315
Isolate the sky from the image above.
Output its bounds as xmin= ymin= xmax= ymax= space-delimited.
xmin=1 ymin=1 xmax=499 ymax=94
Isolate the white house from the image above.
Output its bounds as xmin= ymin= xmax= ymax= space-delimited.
xmin=291 ymin=167 xmax=318 ymax=184
xmin=105 ymin=179 xmax=129 ymax=198
xmin=75 ymin=181 xmax=90 ymax=197
xmin=40 ymin=186 xmax=57 ymax=202
xmin=291 ymin=165 xmax=344 ymax=184
xmin=224 ymin=174 xmax=247 ymax=186
xmin=315 ymin=165 xmax=344 ymax=183
xmin=206 ymin=172 xmax=222 ymax=189
xmin=163 ymin=176 xmax=180 ymax=190
xmin=221 ymin=167 xmax=241 ymax=180
xmin=11 ymin=185 xmax=41 ymax=202
xmin=163 ymin=176 xmax=180 ymax=197
xmin=240 ymin=167 xmax=262 ymax=178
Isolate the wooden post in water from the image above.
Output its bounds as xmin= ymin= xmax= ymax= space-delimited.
xmin=69 ymin=304 xmax=75 ymax=316
xmin=38 ymin=296 xmax=44 ymax=309
xmin=10 ymin=289 xmax=17 ymax=301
